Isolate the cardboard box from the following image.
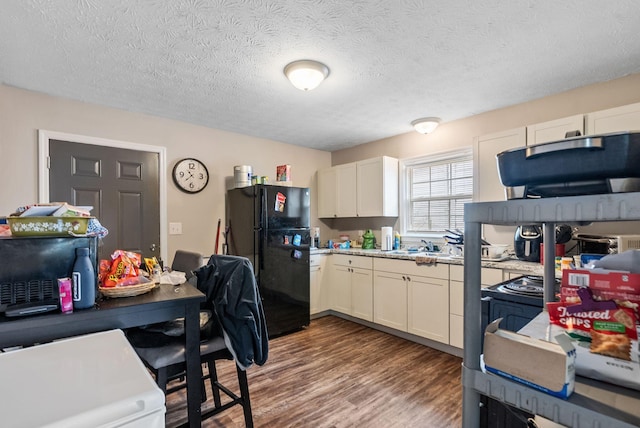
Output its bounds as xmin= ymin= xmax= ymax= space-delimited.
xmin=562 ymin=269 xmax=640 ymax=294
xmin=523 ymin=311 xmax=640 ymax=392
xmin=276 ymin=164 xmax=291 ymax=182
xmin=483 ymin=318 xmax=575 ymax=399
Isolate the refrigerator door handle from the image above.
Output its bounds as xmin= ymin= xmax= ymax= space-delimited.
xmin=259 ymin=186 xmax=267 ymax=271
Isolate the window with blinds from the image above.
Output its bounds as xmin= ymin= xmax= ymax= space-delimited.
xmin=402 ymin=149 xmax=473 ymax=235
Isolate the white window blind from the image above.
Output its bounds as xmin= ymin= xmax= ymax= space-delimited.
xmin=403 ymin=149 xmax=473 ymax=235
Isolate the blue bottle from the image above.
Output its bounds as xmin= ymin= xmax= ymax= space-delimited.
xmin=72 ymin=247 xmax=96 ymax=309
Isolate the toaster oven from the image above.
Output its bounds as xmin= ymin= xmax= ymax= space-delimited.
xmin=574 ymin=233 xmax=640 ymax=255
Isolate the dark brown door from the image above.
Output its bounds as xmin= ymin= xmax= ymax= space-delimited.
xmin=48 ymin=140 xmax=160 ymax=261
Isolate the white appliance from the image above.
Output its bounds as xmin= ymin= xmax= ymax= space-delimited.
xmin=617 ymin=234 xmax=640 ymax=252
xmin=381 ymin=227 xmax=393 ymax=251
xmin=0 ymin=329 xmax=165 ymax=428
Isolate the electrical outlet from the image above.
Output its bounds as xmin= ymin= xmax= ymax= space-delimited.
xmin=169 ymin=222 xmax=182 ymax=235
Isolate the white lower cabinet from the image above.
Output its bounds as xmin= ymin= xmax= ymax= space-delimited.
xmin=374 ymin=258 xmax=450 ymax=344
xmin=330 ymin=256 xmax=510 ymax=349
xmin=330 ymin=255 xmax=373 ymax=321
xmin=449 ymin=278 xmax=464 ymax=349
xmin=351 ymin=268 xmax=374 ymax=321
xmin=373 ymin=270 xmax=407 ymax=331
xmin=331 ymin=264 xmax=352 ymax=314
xmin=449 ymin=265 xmax=504 ymax=349
xmin=310 ymin=254 xmax=328 ymax=315
xmin=408 ymin=274 xmax=449 ymax=343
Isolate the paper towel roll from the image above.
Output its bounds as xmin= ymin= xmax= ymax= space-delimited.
xmin=381 ymin=227 xmax=393 ymax=251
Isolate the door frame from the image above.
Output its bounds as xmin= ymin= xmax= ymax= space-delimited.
xmin=37 ymin=130 xmax=168 ymax=262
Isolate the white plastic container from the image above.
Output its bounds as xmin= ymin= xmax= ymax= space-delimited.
xmin=481 ymin=244 xmax=509 ymax=259
xmin=234 ymin=165 xmax=253 ymax=188
xmin=381 ymin=226 xmax=393 ymax=251
xmin=0 ymin=329 xmax=165 ymax=427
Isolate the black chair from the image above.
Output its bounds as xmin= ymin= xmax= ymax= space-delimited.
xmin=134 ymin=333 xmax=253 ymax=427
xmin=170 ymin=249 xmax=203 ymax=280
xmin=131 ymin=254 xmax=267 ymax=428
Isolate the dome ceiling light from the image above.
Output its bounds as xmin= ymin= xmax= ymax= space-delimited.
xmin=411 ymin=117 xmax=441 ymax=134
xmin=284 ymin=60 xmax=330 ymax=91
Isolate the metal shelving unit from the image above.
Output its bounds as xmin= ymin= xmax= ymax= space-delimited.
xmin=462 ymin=192 xmax=640 ymax=428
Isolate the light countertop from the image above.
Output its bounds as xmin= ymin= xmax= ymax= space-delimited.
xmin=310 ymin=247 xmax=545 ymax=275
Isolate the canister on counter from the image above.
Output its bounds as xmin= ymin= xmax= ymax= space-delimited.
xmin=555 ymin=256 xmax=562 ymax=272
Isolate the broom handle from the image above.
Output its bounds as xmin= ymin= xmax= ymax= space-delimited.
xmin=214 ymin=218 xmax=221 ymax=254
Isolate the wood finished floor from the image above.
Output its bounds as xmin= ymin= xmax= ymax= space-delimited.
xmin=165 ymin=315 xmax=463 ymax=427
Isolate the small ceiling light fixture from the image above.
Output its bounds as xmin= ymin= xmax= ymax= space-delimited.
xmin=284 ymin=59 xmax=330 ymax=91
xmin=411 ymin=117 xmax=441 ymax=134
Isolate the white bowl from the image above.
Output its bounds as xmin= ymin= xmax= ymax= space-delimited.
xmin=481 ymin=244 xmax=509 ymax=259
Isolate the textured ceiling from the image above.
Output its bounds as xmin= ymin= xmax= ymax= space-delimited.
xmin=1 ymin=1 xmax=640 ymax=152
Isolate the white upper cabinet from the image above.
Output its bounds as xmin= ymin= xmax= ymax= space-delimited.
xmin=586 ymin=102 xmax=640 ymax=134
xmin=317 ymin=167 xmax=337 ymax=218
xmin=474 ymin=127 xmax=526 ymax=246
xmin=526 ymin=114 xmax=584 ymax=145
xmin=317 ymin=163 xmax=357 ymax=218
xmin=474 ymin=127 xmax=526 ymax=203
xmin=335 ymin=163 xmax=357 ymax=217
xmin=356 ymin=156 xmax=398 ymax=217
xmin=317 ymin=156 xmax=398 ymax=218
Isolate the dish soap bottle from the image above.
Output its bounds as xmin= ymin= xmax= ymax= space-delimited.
xmin=72 ymin=247 xmax=96 ymax=310
xmin=394 ymin=231 xmax=401 ymax=250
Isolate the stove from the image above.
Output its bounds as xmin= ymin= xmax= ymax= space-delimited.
xmin=481 ymin=275 xmax=559 ymax=334
xmin=479 ymin=275 xmax=558 ymax=428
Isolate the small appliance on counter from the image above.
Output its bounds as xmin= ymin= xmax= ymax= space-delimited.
xmin=497 ymin=131 xmax=640 ymax=199
xmin=514 ymin=225 xmax=542 ymax=262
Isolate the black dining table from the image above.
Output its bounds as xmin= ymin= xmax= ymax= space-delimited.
xmin=0 ymin=282 xmax=206 ymax=428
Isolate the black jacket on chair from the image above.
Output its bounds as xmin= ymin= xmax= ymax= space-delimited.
xmin=194 ymin=255 xmax=269 ymax=370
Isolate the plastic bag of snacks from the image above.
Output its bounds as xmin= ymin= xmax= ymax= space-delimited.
xmin=545 ymin=297 xmax=640 ymax=391
xmin=99 ymin=250 xmax=143 ymax=287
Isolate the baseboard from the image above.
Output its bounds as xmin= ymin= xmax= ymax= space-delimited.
xmin=311 ymin=310 xmax=463 ymax=358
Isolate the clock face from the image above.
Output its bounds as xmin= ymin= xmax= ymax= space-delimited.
xmin=172 ymin=158 xmax=209 ymax=193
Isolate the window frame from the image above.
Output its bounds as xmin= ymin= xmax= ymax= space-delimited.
xmin=399 ymin=147 xmax=473 ymax=241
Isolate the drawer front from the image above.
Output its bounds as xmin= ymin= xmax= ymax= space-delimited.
xmin=310 ymin=254 xmax=324 ymax=267
xmin=481 ymin=267 xmax=503 ymax=286
xmin=450 ymin=265 xmax=503 ymax=287
xmin=374 ymin=258 xmax=448 ymax=279
xmin=332 ymin=254 xmax=372 ymax=270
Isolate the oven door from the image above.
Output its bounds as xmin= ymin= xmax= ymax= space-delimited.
xmin=480 ymin=295 xmax=539 ymax=428
xmin=489 ymin=299 xmax=543 ymax=332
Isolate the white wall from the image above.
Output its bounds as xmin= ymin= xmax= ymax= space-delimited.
xmin=0 ymin=84 xmax=331 ymax=262
xmin=325 ymin=73 xmax=640 ymax=246
xmin=332 ymin=73 xmax=640 ymax=165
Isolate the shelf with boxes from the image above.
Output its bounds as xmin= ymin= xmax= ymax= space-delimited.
xmin=462 ymin=192 xmax=640 ymax=428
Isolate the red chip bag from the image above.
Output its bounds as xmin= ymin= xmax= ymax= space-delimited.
xmin=102 ymin=250 xmax=143 ymax=287
xmin=98 ymin=259 xmax=112 ymax=286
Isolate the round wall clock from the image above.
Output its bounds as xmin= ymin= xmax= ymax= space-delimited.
xmin=172 ymin=158 xmax=209 ymax=194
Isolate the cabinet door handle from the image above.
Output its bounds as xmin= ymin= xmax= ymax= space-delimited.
xmin=402 ymin=275 xmax=406 ymax=281
xmin=407 ymin=276 xmax=411 ymax=281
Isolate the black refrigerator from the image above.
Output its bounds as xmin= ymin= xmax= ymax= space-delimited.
xmin=226 ymin=184 xmax=310 ymax=338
